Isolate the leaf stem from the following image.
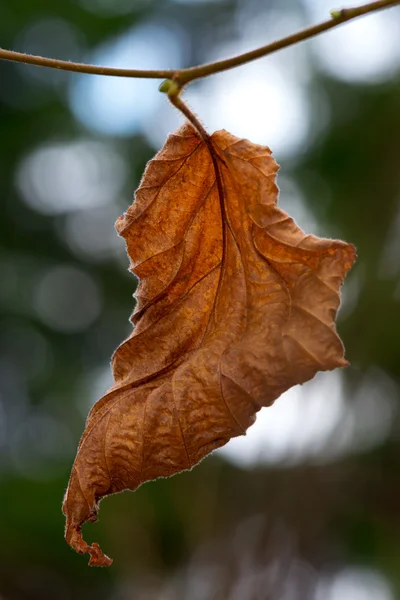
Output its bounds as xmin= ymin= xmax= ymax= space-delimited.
xmin=0 ymin=0 xmax=398 ymax=85
xmin=165 ymin=85 xmax=209 ymax=143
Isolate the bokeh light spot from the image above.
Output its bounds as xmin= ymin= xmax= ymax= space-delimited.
xmin=62 ymin=205 xmax=125 ymax=263
xmin=10 ymin=413 xmax=74 ymax=480
xmin=316 ymin=567 xmax=394 ymax=600
xmin=218 ymin=367 xmax=396 ymax=468
xmin=15 ymin=17 xmax=84 ymax=86
xmin=33 ymin=265 xmax=103 ymax=333
xmin=0 ymin=321 xmax=53 ymax=383
xmin=16 ymin=140 xmax=128 ymax=215
xmin=69 ymin=22 xmax=186 ymax=136
xmin=305 ymin=1 xmax=400 ymax=83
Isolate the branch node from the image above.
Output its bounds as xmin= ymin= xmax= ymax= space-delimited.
xmin=159 ymin=79 xmax=181 ymax=98
xmin=330 ymin=9 xmax=343 ymax=18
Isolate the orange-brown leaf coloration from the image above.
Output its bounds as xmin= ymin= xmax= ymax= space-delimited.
xmin=63 ymin=123 xmax=355 ymax=566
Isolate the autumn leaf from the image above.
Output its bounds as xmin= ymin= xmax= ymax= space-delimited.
xmin=63 ymin=123 xmax=355 ymax=566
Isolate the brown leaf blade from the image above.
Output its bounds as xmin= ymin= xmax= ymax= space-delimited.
xmin=63 ymin=124 xmax=355 ymax=565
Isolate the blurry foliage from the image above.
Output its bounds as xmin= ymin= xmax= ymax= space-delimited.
xmin=0 ymin=0 xmax=400 ymax=598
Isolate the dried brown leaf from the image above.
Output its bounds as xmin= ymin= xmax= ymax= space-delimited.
xmin=63 ymin=123 xmax=355 ymax=566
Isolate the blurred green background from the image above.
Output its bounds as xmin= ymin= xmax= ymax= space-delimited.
xmin=1 ymin=0 xmax=400 ymax=598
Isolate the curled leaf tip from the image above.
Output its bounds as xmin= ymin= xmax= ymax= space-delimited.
xmin=88 ymin=543 xmax=113 ymax=568
xmin=65 ymin=520 xmax=113 ymax=567
xmin=64 ymin=491 xmax=113 ymax=567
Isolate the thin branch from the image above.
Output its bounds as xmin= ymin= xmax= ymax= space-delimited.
xmin=177 ymin=0 xmax=400 ymax=85
xmin=0 ymin=49 xmax=173 ymax=79
xmin=0 ymin=0 xmax=399 ymax=86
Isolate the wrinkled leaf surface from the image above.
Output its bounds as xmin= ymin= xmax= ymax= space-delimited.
xmin=63 ymin=124 xmax=355 ymax=566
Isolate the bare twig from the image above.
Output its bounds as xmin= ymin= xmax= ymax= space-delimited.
xmin=176 ymin=0 xmax=400 ymax=85
xmin=0 ymin=0 xmax=399 ymax=87
xmin=0 ymin=49 xmax=173 ymax=79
